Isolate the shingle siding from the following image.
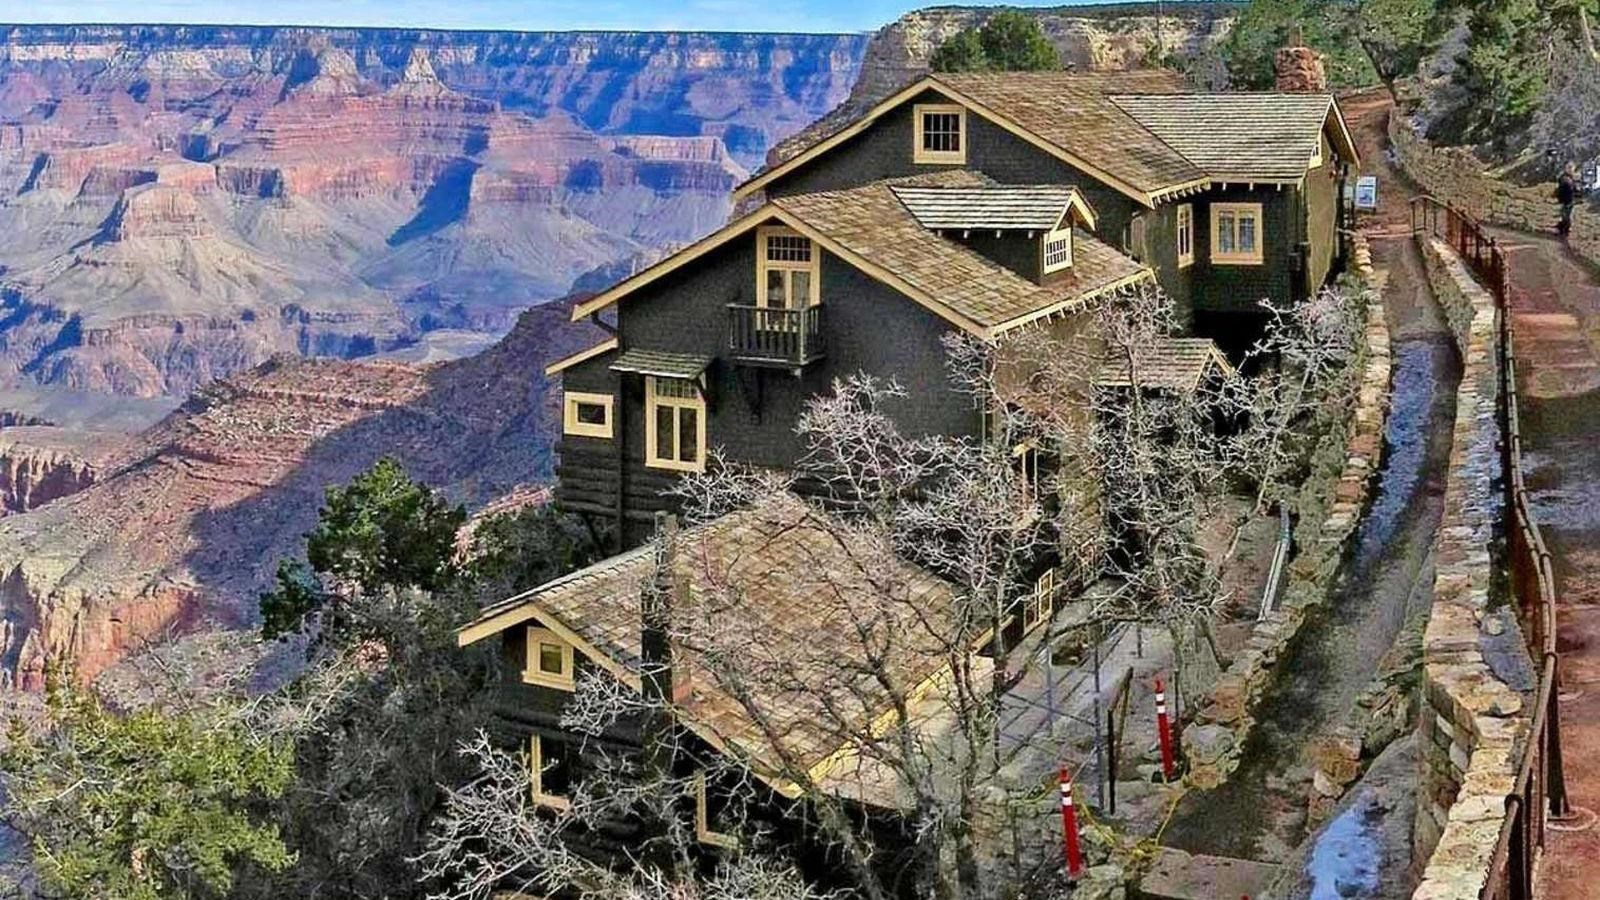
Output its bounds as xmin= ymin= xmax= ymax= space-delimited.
xmin=554 ymin=232 xmax=978 ymax=538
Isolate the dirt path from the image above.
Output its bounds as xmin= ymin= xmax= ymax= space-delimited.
xmin=1159 ymin=235 xmax=1458 ymax=871
xmin=1486 ymin=224 xmax=1600 ymax=899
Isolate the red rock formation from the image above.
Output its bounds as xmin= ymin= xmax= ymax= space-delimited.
xmin=0 ymin=299 xmax=601 ymax=686
xmin=1274 ymin=46 xmax=1328 ymax=93
xmin=0 ymin=26 xmax=852 ymax=401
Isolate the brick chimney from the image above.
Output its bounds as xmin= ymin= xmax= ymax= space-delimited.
xmin=1273 ymin=33 xmax=1327 ymax=93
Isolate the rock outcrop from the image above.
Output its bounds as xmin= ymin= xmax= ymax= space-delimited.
xmin=0 ymin=297 xmax=602 ymax=688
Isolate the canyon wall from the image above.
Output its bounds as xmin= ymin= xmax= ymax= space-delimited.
xmin=0 ymin=26 xmax=869 ymax=398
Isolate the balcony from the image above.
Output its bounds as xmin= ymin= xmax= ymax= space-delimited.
xmin=726 ymin=304 xmax=826 ymax=370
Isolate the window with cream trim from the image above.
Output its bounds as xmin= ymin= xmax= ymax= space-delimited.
xmin=562 ymin=391 xmax=613 ymax=439
xmin=1210 ymin=202 xmax=1264 ymax=265
xmin=645 ymin=376 xmax=706 ymax=473
xmin=756 ymin=226 xmax=819 ymax=326
xmin=694 ymin=770 xmax=739 ymax=848
xmin=530 ymin=734 xmax=572 ymax=810
xmin=1041 ymin=227 xmax=1073 ymax=274
xmin=1176 ymin=204 xmax=1194 ymax=268
xmin=913 ymin=103 xmax=966 ymax=164
xmin=524 ymin=626 xmax=575 ymax=690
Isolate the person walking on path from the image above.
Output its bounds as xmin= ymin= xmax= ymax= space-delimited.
xmin=1557 ymin=162 xmax=1580 ymax=237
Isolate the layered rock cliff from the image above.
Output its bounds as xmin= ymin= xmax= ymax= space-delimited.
xmin=0 ymin=26 xmax=868 ymax=398
xmin=0 ymin=297 xmax=601 ymax=688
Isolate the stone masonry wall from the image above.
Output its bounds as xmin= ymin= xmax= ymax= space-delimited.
xmin=1390 ymin=112 xmax=1600 ymax=268
xmin=1184 ymin=236 xmax=1393 ymax=787
xmin=1410 ymin=236 xmax=1533 ymax=900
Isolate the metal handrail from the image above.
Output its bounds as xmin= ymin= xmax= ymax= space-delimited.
xmin=1410 ymin=195 xmax=1571 ymax=900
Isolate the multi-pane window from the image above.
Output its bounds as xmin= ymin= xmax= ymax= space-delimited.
xmin=562 ymin=390 xmax=613 ymax=438
xmin=645 ymin=376 xmax=706 ymax=473
xmin=1211 ymin=202 xmax=1264 ymax=264
xmin=530 ymin=734 xmax=572 ymax=810
xmin=524 ymin=626 xmax=575 ymax=690
xmin=1041 ymin=227 xmax=1073 ymax=274
xmin=913 ymin=103 xmax=966 ymax=164
xmin=756 ymin=227 xmax=818 ymax=325
xmin=1024 ymin=568 xmax=1056 ymax=631
xmin=1176 ymin=204 xmax=1194 ymax=268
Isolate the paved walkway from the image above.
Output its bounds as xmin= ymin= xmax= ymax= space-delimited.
xmin=1489 ymin=226 xmax=1600 ymax=899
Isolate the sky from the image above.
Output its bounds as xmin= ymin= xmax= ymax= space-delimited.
xmin=0 ymin=0 xmax=1168 ymax=36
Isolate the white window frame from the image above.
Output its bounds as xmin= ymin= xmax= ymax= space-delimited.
xmin=1041 ymin=227 xmax=1074 ymax=275
xmin=1176 ymin=203 xmax=1195 ymax=268
xmin=562 ymin=390 xmax=614 ymax=439
xmin=755 ymin=226 xmax=820 ymax=325
xmin=524 ymin=626 xmax=576 ymax=691
xmin=645 ymin=375 xmax=707 ymax=473
xmin=913 ymin=103 xmax=967 ymax=165
xmin=694 ymin=770 xmax=739 ymax=849
xmin=1210 ymin=202 xmax=1265 ymax=265
xmin=530 ymin=734 xmax=572 ymax=811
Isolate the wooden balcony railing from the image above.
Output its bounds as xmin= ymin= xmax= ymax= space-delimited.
xmin=726 ymin=304 xmax=825 ymax=369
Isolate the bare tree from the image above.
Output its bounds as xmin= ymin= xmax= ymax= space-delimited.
xmin=418 ymin=279 xmax=1366 ymax=900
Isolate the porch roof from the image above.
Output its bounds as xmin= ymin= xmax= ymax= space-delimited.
xmin=609 ymin=349 xmax=712 ymax=380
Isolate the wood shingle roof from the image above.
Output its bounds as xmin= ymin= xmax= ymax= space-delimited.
xmin=744 ymin=71 xmax=1356 ymax=206
xmin=770 ymin=170 xmax=1152 ymax=333
xmin=924 ymin=71 xmax=1206 ymax=195
xmin=1109 ymin=93 xmax=1344 ymax=182
xmin=459 ymin=495 xmax=968 ymax=807
xmin=1095 ymin=336 xmax=1234 ymax=393
xmin=890 ymin=183 xmax=1088 ymax=231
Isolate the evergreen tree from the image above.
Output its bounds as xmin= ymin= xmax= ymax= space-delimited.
xmin=2 ymin=676 xmax=293 ymax=899
xmin=931 ymin=11 xmax=1059 ymax=73
xmin=931 ymin=27 xmax=987 ymax=72
xmin=977 ymin=10 xmax=1060 ymax=72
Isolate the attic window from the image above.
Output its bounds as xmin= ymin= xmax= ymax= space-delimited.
xmin=913 ymin=103 xmax=966 ymax=164
xmin=524 ymin=626 xmax=575 ymax=691
xmin=1041 ymin=227 xmax=1073 ymax=275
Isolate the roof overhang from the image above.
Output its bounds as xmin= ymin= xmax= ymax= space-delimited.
xmin=732 ymin=75 xmax=1168 ymax=209
xmin=570 ymin=201 xmax=999 ymax=340
xmin=1324 ymin=96 xmax=1361 ymax=169
xmin=543 ymin=337 xmax=619 ymax=377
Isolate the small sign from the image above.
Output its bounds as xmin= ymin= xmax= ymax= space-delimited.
xmin=1354 ymin=175 xmax=1379 ymax=211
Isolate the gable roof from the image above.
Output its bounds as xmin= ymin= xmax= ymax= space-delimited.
xmin=1095 ymin=337 xmax=1235 ymax=393
xmin=458 ymin=495 xmax=968 ymax=808
xmin=739 ymin=70 xmax=1357 ymax=207
xmin=891 ymin=183 xmax=1095 ymax=231
xmin=1110 ymin=92 xmax=1359 ymax=182
xmin=571 ymin=170 xmax=1153 ymax=339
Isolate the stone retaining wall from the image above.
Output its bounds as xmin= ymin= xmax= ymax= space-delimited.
xmin=1389 ymin=112 xmax=1600 ymax=269
xmin=1411 ymin=236 xmax=1532 ymax=900
xmin=1184 ymin=236 xmax=1393 ymax=787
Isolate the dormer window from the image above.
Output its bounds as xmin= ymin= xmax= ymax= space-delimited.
xmin=913 ymin=103 xmax=966 ymax=164
xmin=1041 ymin=227 xmax=1073 ymax=275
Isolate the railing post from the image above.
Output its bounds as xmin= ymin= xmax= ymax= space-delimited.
xmin=1548 ymin=655 xmax=1572 ymax=818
